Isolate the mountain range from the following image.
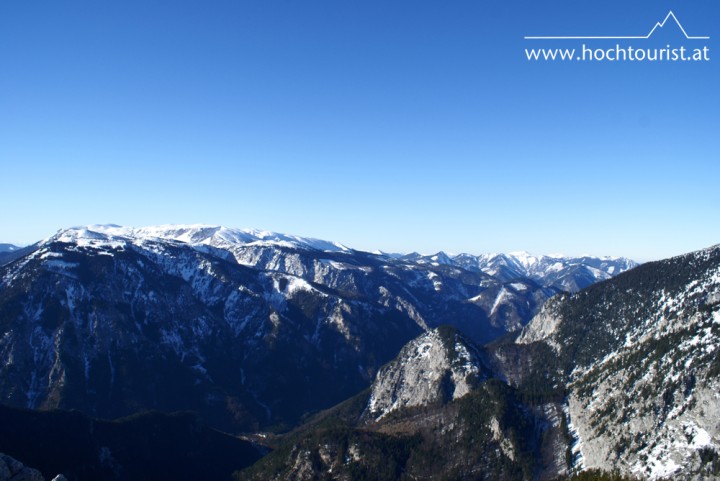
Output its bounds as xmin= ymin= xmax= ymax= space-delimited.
xmin=0 ymin=225 xmax=634 ymax=433
xmin=2 ymin=225 xmax=716 ymax=480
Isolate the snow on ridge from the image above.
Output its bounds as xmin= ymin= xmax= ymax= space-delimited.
xmin=509 ymin=282 xmax=528 ymax=291
xmin=47 ymin=224 xmax=351 ymax=253
xmin=45 ymin=225 xmax=639 ymax=277
xmin=490 ymin=287 xmax=509 ymax=316
xmin=508 ymin=251 xmax=538 ymax=267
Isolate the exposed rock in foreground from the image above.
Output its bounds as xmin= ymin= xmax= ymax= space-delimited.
xmin=364 ymin=326 xmax=487 ymax=420
xmin=0 ymin=453 xmax=57 ymax=481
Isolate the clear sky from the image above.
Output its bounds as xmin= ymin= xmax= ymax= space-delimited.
xmin=1 ymin=0 xmax=718 ymax=261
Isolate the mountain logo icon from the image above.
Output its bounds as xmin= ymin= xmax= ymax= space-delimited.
xmin=525 ymin=11 xmax=710 ymax=40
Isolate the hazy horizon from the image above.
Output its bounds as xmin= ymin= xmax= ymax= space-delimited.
xmin=3 ymin=222 xmax=714 ymax=263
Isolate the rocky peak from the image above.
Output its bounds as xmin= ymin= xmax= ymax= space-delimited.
xmin=364 ymin=326 xmax=485 ymax=421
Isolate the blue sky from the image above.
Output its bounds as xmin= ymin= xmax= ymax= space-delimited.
xmin=1 ymin=0 xmax=718 ymax=261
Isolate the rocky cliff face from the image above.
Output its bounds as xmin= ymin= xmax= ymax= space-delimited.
xmin=518 ymin=245 xmax=720 ymax=480
xmin=0 ymin=454 xmax=44 ymax=481
xmin=364 ymin=327 xmax=486 ymax=420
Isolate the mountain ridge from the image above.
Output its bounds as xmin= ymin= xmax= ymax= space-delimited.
xmin=0 ymin=244 xmax=19 ymax=253
xmin=39 ymin=224 xmax=638 ymax=291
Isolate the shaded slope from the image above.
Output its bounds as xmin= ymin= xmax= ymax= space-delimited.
xmin=0 ymin=405 xmax=263 ymax=481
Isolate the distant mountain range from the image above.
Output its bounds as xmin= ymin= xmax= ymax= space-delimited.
xmin=0 ymin=243 xmax=35 ymax=267
xmin=0 ymin=244 xmax=19 ymax=253
xmin=403 ymin=249 xmax=635 ymax=293
xmin=0 ymin=225 xmax=635 ymax=293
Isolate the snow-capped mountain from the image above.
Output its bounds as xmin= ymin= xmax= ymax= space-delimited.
xmin=51 ymin=224 xmax=350 ymax=254
xmin=55 ymin=225 xmax=635 ymax=292
xmin=406 ymin=251 xmax=637 ymax=292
